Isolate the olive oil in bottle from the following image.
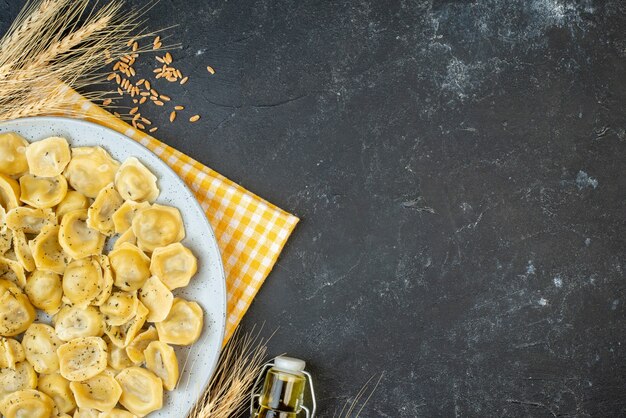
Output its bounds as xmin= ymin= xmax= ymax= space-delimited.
xmin=254 ymin=356 xmax=309 ymax=418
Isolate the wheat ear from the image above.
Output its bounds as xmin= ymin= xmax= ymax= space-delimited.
xmin=188 ymin=328 xmax=269 ymax=418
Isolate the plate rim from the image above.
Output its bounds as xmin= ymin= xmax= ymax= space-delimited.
xmin=0 ymin=115 xmax=227 ymax=414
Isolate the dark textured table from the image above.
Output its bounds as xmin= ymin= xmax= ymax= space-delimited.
xmin=2 ymin=0 xmax=626 ymax=416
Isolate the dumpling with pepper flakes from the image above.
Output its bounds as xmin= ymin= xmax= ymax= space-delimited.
xmin=64 ymin=146 xmax=120 ymax=198
xmin=0 ymin=134 xmax=209 ymax=416
xmin=70 ymin=372 xmax=122 ymax=412
xmin=22 ymin=323 xmax=62 ymax=374
xmin=0 ymin=337 xmax=25 ymax=369
xmin=37 ymin=372 xmax=76 ymax=415
xmin=53 ymin=305 xmax=104 ymax=342
xmin=88 ymin=183 xmax=124 ymax=236
xmin=59 ymin=209 xmax=105 ymax=260
xmin=0 ymin=363 xmax=38 ymax=403
xmin=25 ymin=271 xmax=63 ymax=315
xmin=0 ymin=389 xmax=55 ymax=418
xmin=5 ymin=206 xmax=56 ymax=234
xmin=57 ymin=337 xmax=108 ymax=382
xmin=25 ymin=136 xmax=71 ymax=177
xmin=114 ymin=157 xmax=159 ymax=203
xmin=109 ymin=243 xmax=151 ymax=291
xmin=19 ymin=174 xmax=68 ymax=208
xmin=0 ymin=279 xmax=35 ymax=336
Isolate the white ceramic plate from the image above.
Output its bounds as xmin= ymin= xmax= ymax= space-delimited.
xmin=0 ymin=116 xmax=227 ymax=417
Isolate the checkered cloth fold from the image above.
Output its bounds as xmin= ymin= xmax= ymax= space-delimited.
xmin=57 ymin=87 xmax=298 ymax=343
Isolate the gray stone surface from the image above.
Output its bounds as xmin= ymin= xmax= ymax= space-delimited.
xmin=2 ymin=0 xmax=626 ymax=416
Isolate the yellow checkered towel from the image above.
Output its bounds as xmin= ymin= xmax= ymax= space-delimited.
xmin=57 ymin=88 xmax=299 ymax=343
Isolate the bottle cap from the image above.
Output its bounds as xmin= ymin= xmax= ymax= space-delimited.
xmin=274 ymin=356 xmax=306 ymax=374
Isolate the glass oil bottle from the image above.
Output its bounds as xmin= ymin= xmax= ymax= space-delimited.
xmin=251 ymin=356 xmax=316 ymax=418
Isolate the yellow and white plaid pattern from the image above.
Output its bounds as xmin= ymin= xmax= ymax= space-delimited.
xmin=55 ymin=87 xmax=299 ymax=344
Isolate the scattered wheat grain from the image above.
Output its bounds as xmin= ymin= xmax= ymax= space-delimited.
xmin=207 ymin=65 xmax=215 ymax=74
xmin=189 ymin=115 xmax=200 ymax=122
xmin=169 ymin=111 xmax=176 ymax=122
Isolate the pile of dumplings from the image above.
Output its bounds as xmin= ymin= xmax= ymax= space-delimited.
xmin=0 ymin=132 xmax=204 ymax=418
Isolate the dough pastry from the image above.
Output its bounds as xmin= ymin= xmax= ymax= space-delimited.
xmin=155 ymin=298 xmax=203 ymax=346
xmin=64 ymin=146 xmax=120 ymax=198
xmin=114 ymin=157 xmax=159 ymax=203
xmin=25 ymin=136 xmax=71 ymax=177
xmin=0 ymin=132 xmax=29 ymax=177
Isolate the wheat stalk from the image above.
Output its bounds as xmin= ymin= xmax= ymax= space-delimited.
xmin=335 ymin=373 xmax=383 ymax=418
xmin=188 ymin=328 xmax=269 ymax=418
xmin=0 ymin=0 xmax=146 ymax=122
